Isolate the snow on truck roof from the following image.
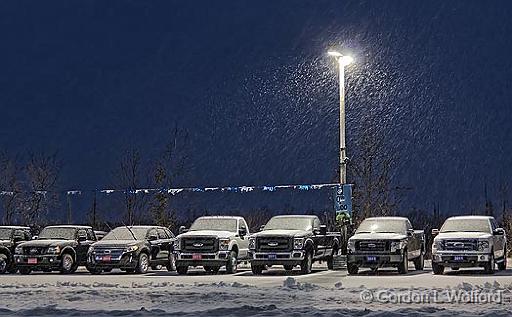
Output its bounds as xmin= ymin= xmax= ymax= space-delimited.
xmin=0 ymin=226 xmax=31 ymax=229
xmin=45 ymin=225 xmax=93 ymax=229
xmin=364 ymin=217 xmax=409 ymax=221
xmin=198 ymin=216 xmax=244 ymax=220
xmin=446 ymin=216 xmax=494 ymax=221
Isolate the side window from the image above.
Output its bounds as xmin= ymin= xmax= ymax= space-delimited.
xmin=165 ymin=228 xmax=175 ymax=238
xmin=13 ymin=230 xmax=24 ymax=240
xmin=406 ymin=221 xmax=413 ymax=231
xmin=490 ymin=219 xmax=497 ymax=231
xmin=157 ymin=228 xmax=168 ymax=239
xmin=87 ymin=229 xmax=96 ymax=241
xmin=147 ymin=229 xmax=158 ymax=239
xmin=24 ymin=230 xmax=31 ymax=241
xmin=313 ymin=218 xmax=320 ymax=230
xmin=77 ymin=229 xmax=87 ymax=240
xmin=240 ymin=219 xmax=249 ymax=234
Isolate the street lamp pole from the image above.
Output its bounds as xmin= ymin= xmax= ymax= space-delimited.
xmin=328 ymin=51 xmax=353 ymax=184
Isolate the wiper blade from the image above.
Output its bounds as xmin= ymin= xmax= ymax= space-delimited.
xmin=122 ymin=222 xmax=137 ymax=240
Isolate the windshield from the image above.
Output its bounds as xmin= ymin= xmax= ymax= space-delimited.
xmin=39 ymin=227 xmax=76 ymax=240
xmin=264 ymin=217 xmax=313 ymax=231
xmin=0 ymin=228 xmax=13 ymax=240
xmin=356 ymin=219 xmax=406 ymax=234
xmin=190 ymin=218 xmax=237 ymax=232
xmin=441 ymin=218 xmax=491 ymax=233
xmin=103 ymin=227 xmax=149 ymax=240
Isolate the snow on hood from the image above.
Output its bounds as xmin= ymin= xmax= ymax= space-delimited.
xmin=92 ymin=240 xmax=141 ymax=247
xmin=17 ymin=239 xmax=75 ymax=247
xmin=0 ymin=240 xmax=11 ymax=245
xmin=435 ymin=231 xmax=492 ymax=240
xmin=178 ymin=230 xmax=235 ymax=239
xmin=251 ymin=229 xmax=308 ymax=238
xmin=350 ymin=232 xmax=407 ymax=241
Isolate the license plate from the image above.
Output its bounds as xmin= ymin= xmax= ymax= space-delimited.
xmin=28 ymin=258 xmax=37 ymax=264
xmin=192 ymin=254 xmax=202 ymax=260
xmin=268 ymin=254 xmax=277 ymax=260
xmin=454 ymin=256 xmax=465 ymax=261
xmin=96 ymin=255 xmax=111 ymax=262
xmin=366 ymin=256 xmax=377 ymax=262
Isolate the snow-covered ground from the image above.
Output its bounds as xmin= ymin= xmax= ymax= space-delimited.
xmin=1 ymin=261 xmax=512 ymax=316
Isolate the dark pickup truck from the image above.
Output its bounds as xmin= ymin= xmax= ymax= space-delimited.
xmin=0 ymin=226 xmax=32 ymax=274
xmin=248 ymin=215 xmax=341 ymax=275
xmin=347 ymin=217 xmax=425 ymax=274
xmin=87 ymin=226 xmax=175 ymax=274
xmin=14 ymin=225 xmax=97 ymax=274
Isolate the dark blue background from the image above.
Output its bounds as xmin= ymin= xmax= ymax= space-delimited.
xmin=1 ymin=1 xmax=511 ymax=219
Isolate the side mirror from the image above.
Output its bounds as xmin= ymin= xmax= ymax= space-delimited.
xmin=494 ymin=228 xmax=505 ymax=236
xmin=32 ymin=235 xmax=38 ymax=240
xmin=78 ymin=235 xmax=87 ymax=242
xmin=431 ymin=229 xmax=439 ymax=236
xmin=179 ymin=226 xmax=188 ymax=234
xmin=259 ymin=225 xmax=266 ymax=232
xmin=148 ymin=235 xmax=158 ymax=241
xmin=319 ymin=225 xmax=327 ymax=235
xmin=238 ymin=228 xmax=247 ymax=237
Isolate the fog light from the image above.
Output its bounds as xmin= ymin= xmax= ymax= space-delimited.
xmin=49 ymin=258 xmax=53 ymax=262
xmin=480 ymin=255 xmax=485 ymax=260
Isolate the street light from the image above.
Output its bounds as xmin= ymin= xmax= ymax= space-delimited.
xmin=328 ymin=51 xmax=353 ymax=184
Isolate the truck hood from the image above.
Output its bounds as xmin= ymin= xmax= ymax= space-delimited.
xmin=17 ymin=239 xmax=75 ymax=248
xmin=350 ymin=233 xmax=407 ymax=241
xmin=435 ymin=232 xmax=492 ymax=240
xmin=178 ymin=230 xmax=234 ymax=239
xmin=251 ymin=230 xmax=308 ymax=238
xmin=92 ymin=240 xmax=142 ymax=248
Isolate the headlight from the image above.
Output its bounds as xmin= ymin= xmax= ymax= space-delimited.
xmin=478 ymin=240 xmax=490 ymax=251
xmin=173 ymin=238 xmax=181 ymax=251
xmin=391 ymin=240 xmax=406 ymax=252
xmin=219 ymin=238 xmax=230 ymax=251
xmin=126 ymin=245 xmax=139 ymax=253
xmin=248 ymin=237 xmax=256 ymax=250
xmin=15 ymin=246 xmax=23 ymax=254
xmin=293 ymin=238 xmax=304 ymax=250
xmin=347 ymin=240 xmax=355 ymax=252
xmin=433 ymin=240 xmax=443 ymax=251
xmin=47 ymin=246 xmax=61 ymax=254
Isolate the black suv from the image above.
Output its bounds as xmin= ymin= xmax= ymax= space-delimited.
xmin=14 ymin=225 xmax=97 ymax=274
xmin=0 ymin=226 xmax=32 ymax=274
xmin=86 ymin=226 xmax=175 ymax=274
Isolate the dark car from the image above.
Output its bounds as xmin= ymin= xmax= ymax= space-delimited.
xmin=86 ymin=226 xmax=175 ymax=274
xmin=0 ymin=226 xmax=32 ymax=274
xmin=14 ymin=225 xmax=97 ymax=274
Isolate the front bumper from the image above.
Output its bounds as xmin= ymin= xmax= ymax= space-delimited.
xmin=14 ymin=254 xmax=61 ymax=269
xmin=174 ymin=251 xmax=230 ymax=267
xmin=87 ymin=251 xmax=138 ymax=269
xmin=348 ymin=253 xmax=404 ymax=268
xmin=248 ymin=250 xmax=304 ymax=266
xmin=432 ymin=251 xmax=490 ymax=267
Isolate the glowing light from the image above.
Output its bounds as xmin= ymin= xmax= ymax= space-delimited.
xmin=328 ymin=51 xmax=354 ymax=66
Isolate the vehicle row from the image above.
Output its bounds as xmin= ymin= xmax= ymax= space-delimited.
xmin=0 ymin=215 xmax=507 ymax=276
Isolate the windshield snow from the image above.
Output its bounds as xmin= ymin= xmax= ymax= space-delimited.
xmin=264 ymin=217 xmax=313 ymax=231
xmin=441 ymin=218 xmax=491 ymax=233
xmin=38 ymin=227 xmax=76 ymax=240
xmin=103 ymin=227 xmax=149 ymax=240
xmin=356 ymin=219 xmax=407 ymax=234
xmin=190 ymin=218 xmax=237 ymax=232
xmin=0 ymin=228 xmax=13 ymax=240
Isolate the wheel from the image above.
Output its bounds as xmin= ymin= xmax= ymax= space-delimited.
xmin=87 ymin=267 xmax=102 ymax=275
xmin=176 ymin=266 xmax=188 ymax=275
xmin=327 ymin=247 xmax=338 ymax=270
xmin=226 ymin=250 xmax=238 ymax=274
xmin=484 ymin=252 xmax=495 ymax=274
xmin=60 ymin=253 xmax=76 ymax=274
xmin=300 ymin=250 xmax=313 ymax=275
xmin=166 ymin=254 xmax=176 ymax=272
xmin=19 ymin=267 xmax=32 ymax=275
xmin=0 ymin=253 xmax=8 ymax=274
xmin=413 ymin=252 xmax=424 ymax=270
xmin=432 ymin=262 xmax=444 ymax=275
xmin=283 ymin=265 xmax=294 ymax=271
xmin=347 ymin=263 xmax=358 ymax=275
xmin=151 ymin=265 xmax=163 ymax=271
xmin=135 ymin=253 xmax=150 ymax=274
xmin=251 ymin=264 xmax=264 ymax=275
xmin=397 ymin=250 xmax=408 ymax=274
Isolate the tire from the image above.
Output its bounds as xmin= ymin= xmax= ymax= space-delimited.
xmin=432 ymin=262 xmax=444 ymax=275
xmin=176 ymin=266 xmax=188 ymax=275
xmin=226 ymin=251 xmax=238 ymax=274
xmin=19 ymin=267 xmax=32 ymax=275
xmin=327 ymin=247 xmax=338 ymax=270
xmin=283 ymin=265 xmax=294 ymax=271
xmin=484 ymin=252 xmax=495 ymax=274
xmin=300 ymin=250 xmax=313 ymax=275
xmin=413 ymin=252 xmax=424 ymax=270
xmin=251 ymin=265 xmax=264 ymax=275
xmin=0 ymin=253 xmax=8 ymax=274
xmin=397 ymin=250 xmax=408 ymax=274
xmin=135 ymin=253 xmax=150 ymax=274
xmin=347 ymin=263 xmax=358 ymax=275
xmin=60 ymin=253 xmax=75 ymax=274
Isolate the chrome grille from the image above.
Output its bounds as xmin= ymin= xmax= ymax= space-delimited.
xmin=23 ymin=247 xmax=46 ymax=255
xmin=356 ymin=240 xmax=389 ymax=252
xmin=443 ymin=240 xmax=477 ymax=251
xmin=93 ymin=247 xmax=125 ymax=258
xmin=256 ymin=237 xmax=292 ymax=252
xmin=182 ymin=237 xmax=218 ymax=252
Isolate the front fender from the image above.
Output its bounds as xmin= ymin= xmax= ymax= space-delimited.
xmin=0 ymin=246 xmax=11 ymax=257
xmin=60 ymin=246 xmax=76 ymax=259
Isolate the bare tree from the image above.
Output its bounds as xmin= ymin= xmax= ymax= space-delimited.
xmin=20 ymin=153 xmax=60 ymax=226
xmin=0 ymin=152 xmax=22 ymax=224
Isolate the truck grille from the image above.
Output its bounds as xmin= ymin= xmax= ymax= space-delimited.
xmin=182 ymin=237 xmax=218 ymax=253
xmin=23 ymin=247 xmax=47 ymax=255
xmin=93 ymin=247 xmax=125 ymax=258
xmin=356 ymin=241 xmax=389 ymax=252
xmin=443 ymin=239 xmax=478 ymax=251
xmin=256 ymin=237 xmax=292 ymax=252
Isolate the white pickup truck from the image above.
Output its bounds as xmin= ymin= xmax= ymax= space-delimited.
xmin=431 ymin=216 xmax=507 ymax=275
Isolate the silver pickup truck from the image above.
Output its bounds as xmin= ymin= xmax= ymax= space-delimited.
xmin=432 ymin=215 xmax=507 ymax=274
xmin=173 ymin=216 xmax=250 ymax=274
xmin=347 ymin=217 xmax=425 ymax=275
